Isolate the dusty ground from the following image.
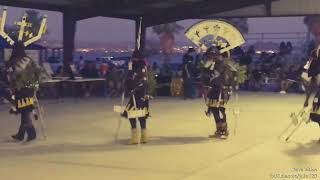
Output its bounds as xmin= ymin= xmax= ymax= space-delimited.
xmin=0 ymin=92 xmax=319 ymax=180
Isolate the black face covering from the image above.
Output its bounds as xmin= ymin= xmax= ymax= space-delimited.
xmin=131 ymin=59 xmax=145 ymax=73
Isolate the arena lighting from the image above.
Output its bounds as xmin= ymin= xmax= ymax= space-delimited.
xmin=79 ymin=48 xmax=91 ymax=53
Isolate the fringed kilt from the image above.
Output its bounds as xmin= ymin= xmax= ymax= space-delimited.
xmin=206 ymin=85 xmax=232 ymax=107
xmin=122 ymin=95 xmax=150 ymax=119
xmin=15 ymin=88 xmax=35 ymax=113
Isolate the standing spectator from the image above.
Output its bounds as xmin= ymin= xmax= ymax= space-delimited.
xmin=247 ymin=45 xmax=255 ymax=55
xmin=160 ymin=63 xmax=173 ymax=80
xmin=152 ymin=62 xmax=160 ymax=74
xmin=194 ymin=48 xmax=204 ymax=78
xmin=170 ymin=71 xmax=183 ymax=96
xmin=233 ymin=47 xmax=245 ymax=60
xmin=249 ymin=63 xmax=263 ymax=91
xmin=0 ymin=66 xmax=6 ymax=103
xmin=239 ymin=52 xmax=252 ymax=66
xmin=182 ymin=47 xmax=196 ymax=99
xmin=76 ymin=56 xmax=85 ymax=72
xmin=80 ymin=61 xmax=99 ymax=97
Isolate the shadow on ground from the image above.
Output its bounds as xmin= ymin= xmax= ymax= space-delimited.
xmin=0 ymin=136 xmax=215 ymax=158
xmin=284 ymin=140 xmax=320 ymax=157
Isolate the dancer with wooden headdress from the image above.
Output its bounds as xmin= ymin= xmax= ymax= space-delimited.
xmin=0 ymin=7 xmax=47 ymax=142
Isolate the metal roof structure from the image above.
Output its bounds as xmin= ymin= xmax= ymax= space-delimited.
xmin=1 ymin=0 xmax=320 ymax=75
xmin=2 ymin=0 xmax=320 ymax=27
xmin=212 ymin=0 xmax=320 ymax=18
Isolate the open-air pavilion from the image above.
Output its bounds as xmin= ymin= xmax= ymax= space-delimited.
xmin=0 ymin=0 xmax=320 ymax=67
xmin=1 ymin=1 xmax=320 ymax=180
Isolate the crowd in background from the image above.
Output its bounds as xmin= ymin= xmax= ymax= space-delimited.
xmin=0 ymin=41 xmax=310 ymax=103
xmin=152 ymin=41 xmax=308 ymax=98
xmin=241 ymin=42 xmax=305 ymax=94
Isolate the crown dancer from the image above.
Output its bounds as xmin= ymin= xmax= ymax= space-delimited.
xmin=303 ymin=47 xmax=320 ymax=141
xmin=0 ymin=7 xmax=47 ymax=142
xmin=202 ymin=47 xmax=238 ymax=139
xmin=121 ymin=50 xmax=151 ymax=144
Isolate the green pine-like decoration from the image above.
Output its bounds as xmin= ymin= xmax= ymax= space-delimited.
xmin=147 ymin=69 xmax=157 ymax=96
xmin=225 ymin=59 xmax=247 ymax=85
xmin=14 ymin=60 xmax=44 ymax=90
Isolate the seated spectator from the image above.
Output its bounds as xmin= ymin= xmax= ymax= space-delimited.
xmin=80 ymin=61 xmax=99 ymax=78
xmin=106 ymin=66 xmax=123 ymax=97
xmin=286 ymin=41 xmax=293 ymax=54
xmin=279 ymin=42 xmax=287 ymax=55
xmin=99 ymin=63 xmax=109 ymax=78
xmin=261 ymin=53 xmax=274 ymax=77
xmin=55 ymin=65 xmax=64 ymax=76
xmin=248 ymin=64 xmax=263 ymax=91
xmin=280 ymin=65 xmax=299 ymax=94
